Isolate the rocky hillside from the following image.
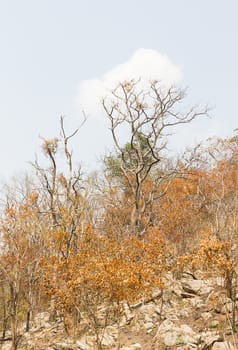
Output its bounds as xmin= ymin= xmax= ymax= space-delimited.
xmin=1 ymin=274 xmax=237 ymax=350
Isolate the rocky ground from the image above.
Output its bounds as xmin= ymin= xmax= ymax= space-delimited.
xmin=1 ymin=274 xmax=238 ymax=350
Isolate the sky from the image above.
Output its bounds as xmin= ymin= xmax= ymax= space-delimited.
xmin=0 ymin=0 xmax=237 ymax=181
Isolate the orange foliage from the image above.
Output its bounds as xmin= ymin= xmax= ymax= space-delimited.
xmin=155 ymin=172 xmax=206 ymax=253
xmin=178 ymin=233 xmax=236 ymax=298
xmin=42 ymin=225 xmax=169 ymax=321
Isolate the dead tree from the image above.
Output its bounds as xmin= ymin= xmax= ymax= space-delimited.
xmin=102 ymin=80 xmax=208 ymax=235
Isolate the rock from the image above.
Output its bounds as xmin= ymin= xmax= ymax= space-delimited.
xmin=212 ymin=342 xmax=235 ymax=350
xmin=76 ymin=340 xmax=91 ymax=350
xmin=190 ymin=297 xmax=206 ymax=309
xmin=34 ymin=312 xmax=51 ymax=324
xmin=200 ymin=333 xmax=223 ymax=350
xmin=181 ymin=291 xmax=197 ymax=298
xmin=177 ymin=308 xmax=190 ymax=318
xmin=220 ymin=302 xmax=233 ymax=314
xmin=120 ymin=343 xmax=142 ymax=350
xmin=100 ymin=332 xmax=115 ymax=347
xmin=131 ymin=344 xmax=142 ymax=350
xmin=161 ymin=302 xmax=180 ymax=321
xmin=105 ymin=325 xmax=118 ymax=337
xmin=201 ymin=312 xmax=213 ymax=321
xmin=124 ymin=307 xmax=135 ymax=324
xmin=182 ymin=279 xmax=213 ymax=296
xmin=129 ymin=303 xmax=159 ymax=332
xmin=140 ymin=303 xmax=158 ymax=319
xmin=156 ymin=319 xmax=175 ymax=333
xmin=163 ymin=331 xmax=179 ymax=346
xmin=154 ymin=305 xmax=162 ymax=316
xmin=0 ymin=343 xmax=11 ymax=350
xmin=180 ymin=324 xmax=195 ymax=334
xmin=144 ymin=321 xmax=154 ymax=331
xmin=143 ymin=311 xmax=155 ymax=331
xmin=53 ymin=342 xmax=76 ymax=350
xmin=172 ymin=282 xmax=185 ymax=297
xmin=155 ymin=320 xmax=198 ymax=347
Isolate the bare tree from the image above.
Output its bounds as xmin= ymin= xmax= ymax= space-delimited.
xmin=32 ymin=117 xmax=87 ymax=255
xmin=102 ymin=80 xmax=208 ymax=235
xmin=31 ymin=117 xmax=88 ymax=323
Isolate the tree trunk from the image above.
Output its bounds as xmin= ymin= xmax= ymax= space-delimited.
xmin=10 ymin=284 xmax=18 ymax=350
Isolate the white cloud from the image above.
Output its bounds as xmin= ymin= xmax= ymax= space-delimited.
xmin=76 ymin=48 xmax=182 ymax=116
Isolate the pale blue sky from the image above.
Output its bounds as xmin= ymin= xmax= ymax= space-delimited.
xmin=0 ymin=1 xmax=237 ymax=180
